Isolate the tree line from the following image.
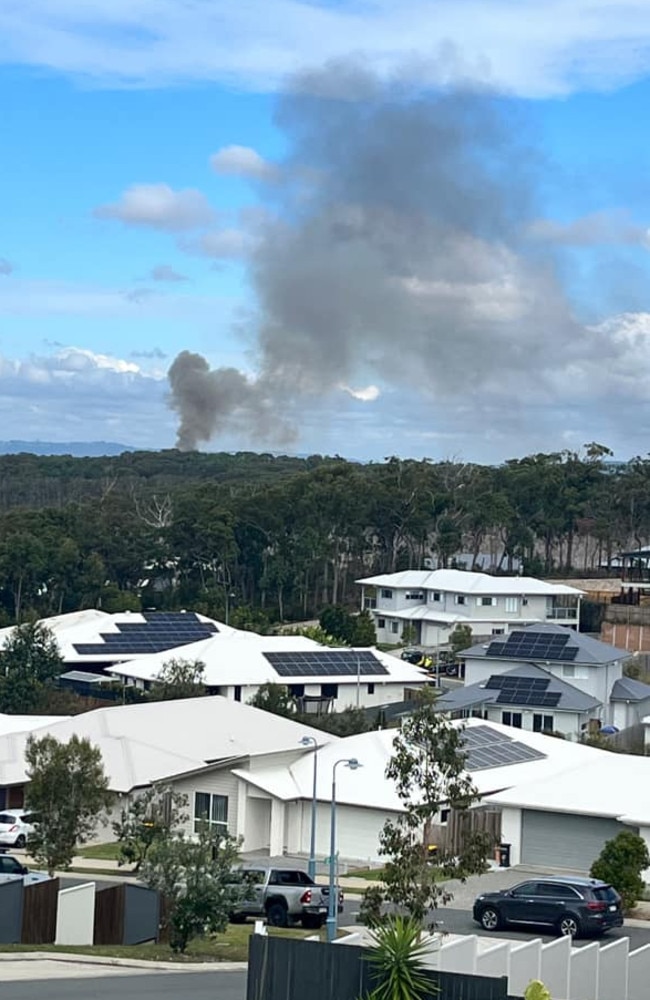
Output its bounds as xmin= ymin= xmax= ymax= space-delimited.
xmin=0 ymin=443 xmax=647 ymax=625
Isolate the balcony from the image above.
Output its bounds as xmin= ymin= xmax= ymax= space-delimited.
xmin=546 ymin=607 xmax=578 ymax=620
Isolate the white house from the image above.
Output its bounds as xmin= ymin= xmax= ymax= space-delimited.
xmin=491 ymin=751 xmax=650 ymax=874
xmin=198 ymin=719 xmax=610 ymax=862
xmin=435 ymin=623 xmax=650 ymax=739
xmin=0 ymin=609 xmax=239 ymax=670
xmin=357 ymin=569 xmax=584 ymax=647
xmin=0 ymin=697 xmax=335 ymax=823
xmin=105 ymin=636 xmax=428 ymax=713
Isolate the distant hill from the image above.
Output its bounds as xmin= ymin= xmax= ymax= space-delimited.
xmin=0 ymin=441 xmax=137 ymax=457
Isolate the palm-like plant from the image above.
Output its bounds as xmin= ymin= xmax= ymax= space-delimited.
xmin=364 ymin=916 xmax=436 ymax=1000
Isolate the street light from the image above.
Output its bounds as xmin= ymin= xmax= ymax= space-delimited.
xmin=327 ymin=757 xmax=362 ymax=944
xmin=299 ymin=735 xmax=319 ymax=880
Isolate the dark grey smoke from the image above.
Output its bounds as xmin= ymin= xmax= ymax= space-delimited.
xmin=168 ymin=350 xmax=296 ymax=451
xmin=168 ymin=63 xmax=605 ymax=449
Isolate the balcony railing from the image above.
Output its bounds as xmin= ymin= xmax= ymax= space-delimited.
xmin=546 ymin=608 xmax=578 ymax=620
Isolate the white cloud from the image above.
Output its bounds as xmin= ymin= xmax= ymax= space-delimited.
xmin=180 ymin=228 xmax=257 ymax=260
xmin=527 ymin=212 xmax=650 ymax=247
xmin=0 ymin=345 xmax=171 ymax=449
xmin=340 ymin=383 xmax=380 ymax=402
xmin=210 ymin=145 xmax=278 ymax=181
xmin=150 ymin=263 xmax=188 ymax=282
xmin=95 ymin=183 xmax=215 ymax=231
xmin=2 ymin=1 xmax=650 ymax=97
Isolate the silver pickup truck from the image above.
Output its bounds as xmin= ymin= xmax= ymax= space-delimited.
xmin=229 ymin=865 xmax=343 ymax=929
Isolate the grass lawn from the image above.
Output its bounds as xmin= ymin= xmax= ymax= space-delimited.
xmin=0 ymin=924 xmax=317 ymax=963
xmin=76 ymin=843 xmax=123 ymax=861
xmin=344 ymin=867 xmax=386 ymax=881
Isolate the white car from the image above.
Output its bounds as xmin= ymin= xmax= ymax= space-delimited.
xmin=0 ymin=810 xmax=36 ymax=848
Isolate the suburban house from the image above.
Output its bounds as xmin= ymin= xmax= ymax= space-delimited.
xmin=356 ymin=569 xmax=584 ymax=647
xmin=105 ymin=637 xmax=428 ymax=713
xmin=435 ymin=623 xmax=650 ymax=739
xmin=0 ymin=609 xmax=428 ymax=714
xmin=0 ymin=696 xmax=336 ymax=834
xmin=2 ymin=699 xmax=649 ymax=876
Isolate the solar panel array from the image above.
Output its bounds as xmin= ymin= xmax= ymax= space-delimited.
xmin=486 ymin=630 xmax=578 ymax=662
xmin=485 ymin=674 xmax=562 ymax=707
xmin=462 ymin=724 xmax=547 ymax=771
xmin=264 ymin=650 xmax=389 ymax=677
xmin=73 ymin=612 xmax=218 ymax=655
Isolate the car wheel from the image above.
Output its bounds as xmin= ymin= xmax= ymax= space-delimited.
xmin=15 ymin=836 xmax=26 ymax=849
xmin=266 ymin=902 xmax=289 ymax=928
xmin=479 ymin=907 xmax=501 ymax=931
xmin=557 ymin=914 xmax=580 ymax=938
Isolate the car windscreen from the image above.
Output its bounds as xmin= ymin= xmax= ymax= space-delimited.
xmin=592 ymin=886 xmax=619 ymax=903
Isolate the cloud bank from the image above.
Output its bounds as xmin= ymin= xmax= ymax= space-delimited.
xmin=4 ymin=1 xmax=650 ymax=98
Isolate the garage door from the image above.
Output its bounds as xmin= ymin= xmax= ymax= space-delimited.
xmin=521 ymin=811 xmax=633 ymax=871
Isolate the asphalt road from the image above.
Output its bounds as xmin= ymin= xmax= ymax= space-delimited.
xmin=0 ymin=971 xmax=247 ymax=1000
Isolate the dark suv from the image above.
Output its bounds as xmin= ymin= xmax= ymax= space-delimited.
xmin=473 ymin=877 xmax=623 ymax=938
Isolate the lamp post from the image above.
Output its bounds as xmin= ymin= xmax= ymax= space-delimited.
xmin=327 ymin=757 xmax=362 ymax=944
xmin=299 ymin=735 xmax=319 ymax=880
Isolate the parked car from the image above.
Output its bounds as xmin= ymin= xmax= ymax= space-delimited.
xmin=473 ymin=876 xmax=624 ymax=938
xmin=0 ymin=810 xmax=36 ymax=849
xmin=0 ymin=854 xmax=50 ymax=885
xmin=228 ymin=865 xmax=344 ymax=929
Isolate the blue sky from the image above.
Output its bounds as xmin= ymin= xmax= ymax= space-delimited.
xmin=1 ymin=1 xmax=650 ymax=461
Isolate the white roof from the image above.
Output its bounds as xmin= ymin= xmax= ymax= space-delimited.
xmin=106 ymin=641 xmax=428 ymax=688
xmin=358 ymin=569 xmax=584 ymax=597
xmin=0 ymin=714 xmax=71 ymax=737
xmin=233 ymin=719 xmax=600 ymax=814
xmin=0 ymin=696 xmax=335 ymax=793
xmin=488 ymin=750 xmax=650 ymax=826
xmin=0 ymin=609 xmax=240 ymax=663
xmin=389 ymin=607 xmax=542 ymax=625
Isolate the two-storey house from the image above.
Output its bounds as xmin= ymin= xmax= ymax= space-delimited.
xmin=435 ymin=623 xmax=650 ymax=740
xmin=357 ymin=569 xmax=584 ymax=647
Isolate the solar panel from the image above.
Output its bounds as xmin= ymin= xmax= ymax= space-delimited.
xmin=73 ymin=612 xmax=218 ymax=656
xmin=486 ymin=629 xmax=575 ymax=661
xmin=264 ymin=650 xmax=389 ymax=677
xmin=461 ymin=725 xmax=547 ymax=771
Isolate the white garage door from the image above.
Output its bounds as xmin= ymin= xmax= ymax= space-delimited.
xmin=521 ymin=810 xmax=632 ymax=871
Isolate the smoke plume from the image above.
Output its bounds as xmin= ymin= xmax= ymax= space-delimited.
xmin=168 ymin=63 xmax=612 ymax=451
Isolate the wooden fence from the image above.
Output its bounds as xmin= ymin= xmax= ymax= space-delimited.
xmin=428 ymin=807 xmax=502 ymax=857
xmin=21 ymin=878 xmax=59 ymax=945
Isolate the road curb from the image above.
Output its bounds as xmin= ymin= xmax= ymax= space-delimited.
xmin=0 ymin=952 xmax=248 ymax=972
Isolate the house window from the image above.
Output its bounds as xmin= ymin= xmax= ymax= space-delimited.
xmin=194 ymin=792 xmax=228 ymax=835
xmin=562 ymin=665 xmax=575 ymax=678
xmin=289 ymin=684 xmax=305 ymax=697
xmin=367 ymin=683 xmax=375 ymax=695
xmin=321 ymin=683 xmax=338 ymax=699
xmin=505 ymin=597 xmax=519 ymax=613
xmin=440 ymin=809 xmax=451 ymax=824
xmin=501 ymin=711 xmax=522 ymax=728
xmin=234 ymin=685 xmax=242 ymax=702
xmin=364 ymin=597 xmax=377 ymax=610
xmin=478 ymin=597 xmax=495 ymax=606
xmin=390 ymin=621 xmax=399 ymax=634
xmin=405 ymin=591 xmax=425 ymax=601
xmin=377 ymin=617 xmax=386 ymax=629
xmin=454 ymin=595 xmax=466 ymax=605
xmin=430 ymin=591 xmax=442 ymax=602
xmin=491 ymin=628 xmax=505 ymax=635
xmin=381 ymin=589 xmax=393 ymax=599
xmin=533 ymin=714 xmax=554 ymax=732
xmin=522 ymin=598 xmax=528 ymax=606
